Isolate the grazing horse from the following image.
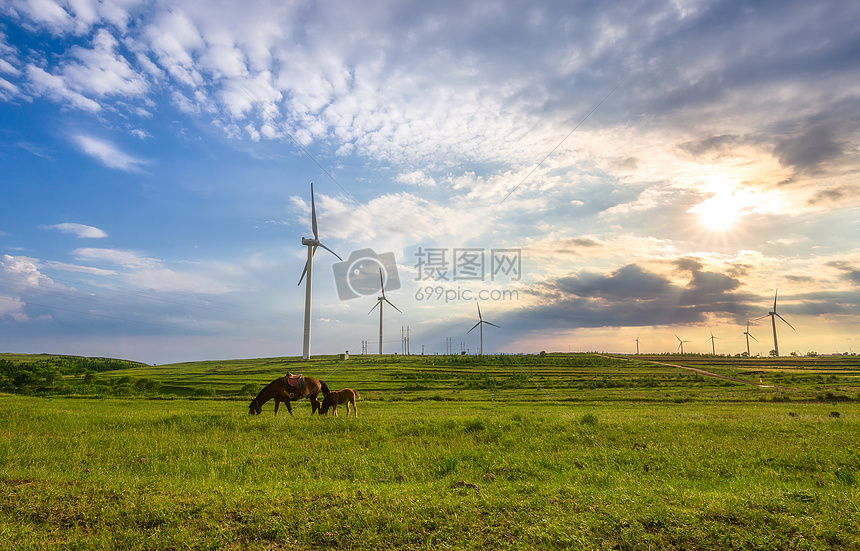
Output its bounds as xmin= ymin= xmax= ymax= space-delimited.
xmin=248 ymin=375 xmax=330 ymax=416
xmin=319 ymin=388 xmax=360 ymax=417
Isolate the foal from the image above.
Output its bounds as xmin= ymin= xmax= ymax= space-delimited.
xmin=319 ymin=388 xmax=360 ymax=417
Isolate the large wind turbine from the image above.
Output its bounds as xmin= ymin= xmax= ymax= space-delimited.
xmin=756 ymin=289 xmax=795 ymax=356
xmin=368 ymin=268 xmax=401 ymax=355
xmin=467 ymin=302 xmax=500 ymax=355
xmin=706 ymin=329 xmax=721 ymax=355
xmin=743 ymin=319 xmax=758 ymax=357
xmin=633 ymin=333 xmax=641 ymax=355
xmin=298 ymin=183 xmax=342 ymax=360
xmin=675 ymin=334 xmax=691 ymax=355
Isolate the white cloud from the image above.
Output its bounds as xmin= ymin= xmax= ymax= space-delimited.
xmin=43 ymin=223 xmax=108 ymax=238
xmin=7 ymin=0 xmax=75 ymax=35
xmin=1 ymin=254 xmax=51 ymax=287
xmin=395 ymin=170 xmax=436 ymax=187
xmin=26 ymin=65 xmax=101 ymax=112
xmin=71 ymin=248 xmax=234 ymax=294
xmin=0 ymin=58 xmax=20 ymax=76
xmin=72 ymin=134 xmax=148 ymax=172
xmin=144 ymin=8 xmax=204 ymax=87
xmin=62 ymin=29 xmax=149 ymax=97
xmin=72 ymin=247 xmax=160 ymax=269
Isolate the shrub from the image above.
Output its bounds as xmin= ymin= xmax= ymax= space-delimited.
xmin=580 ymin=413 xmax=598 ymax=426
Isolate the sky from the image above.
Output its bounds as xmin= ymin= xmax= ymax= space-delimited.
xmin=1 ymin=0 xmax=859 ymax=365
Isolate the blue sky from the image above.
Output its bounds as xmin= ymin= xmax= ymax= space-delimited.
xmin=1 ymin=0 xmax=859 ymax=364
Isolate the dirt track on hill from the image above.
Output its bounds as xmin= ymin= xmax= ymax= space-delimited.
xmin=603 ymin=355 xmax=801 ymax=391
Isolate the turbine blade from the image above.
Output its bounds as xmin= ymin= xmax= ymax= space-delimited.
xmin=476 ymin=301 xmax=483 ymax=321
xmin=773 ymin=289 xmax=778 ymax=312
xmin=310 ymin=183 xmax=319 ymax=240
xmin=484 ymin=321 xmax=500 ymax=328
xmin=298 ymin=260 xmax=309 ymax=285
xmin=749 ymin=333 xmax=758 ymax=342
xmin=775 ymin=313 xmax=796 ymax=331
xmin=297 ymin=246 xmax=317 ymax=285
xmin=383 ymin=297 xmax=402 ymax=313
xmin=316 ymin=242 xmax=343 ymax=261
xmin=367 ymin=301 xmax=380 ymax=315
xmin=378 ymin=268 xmax=385 ymax=296
xmin=467 ymin=321 xmax=481 ymax=334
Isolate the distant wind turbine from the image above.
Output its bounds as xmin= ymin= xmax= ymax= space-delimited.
xmin=633 ymin=333 xmax=641 ymax=355
xmin=675 ymin=334 xmax=691 ymax=355
xmin=755 ymin=289 xmax=795 ymax=356
xmin=706 ymin=329 xmax=721 ymax=355
xmin=467 ymin=302 xmax=499 ymax=355
xmin=743 ymin=320 xmax=758 ymax=357
xmin=368 ymin=268 xmax=401 ymax=355
xmin=298 ymin=183 xmax=342 ymax=360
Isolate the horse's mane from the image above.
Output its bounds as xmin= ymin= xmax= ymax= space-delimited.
xmin=251 ymin=378 xmax=279 ymax=404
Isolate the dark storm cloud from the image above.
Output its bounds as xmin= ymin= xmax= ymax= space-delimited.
xmin=513 ymin=261 xmax=748 ymax=330
xmin=773 ymin=122 xmax=844 ymax=174
xmin=552 ymin=264 xmax=673 ymax=301
xmin=807 ymin=185 xmax=858 ymax=206
xmin=678 ymin=134 xmax=744 ymax=157
xmin=826 ymin=261 xmax=860 ymax=287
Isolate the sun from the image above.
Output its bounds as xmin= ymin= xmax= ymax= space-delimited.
xmin=689 ymin=191 xmax=742 ymax=231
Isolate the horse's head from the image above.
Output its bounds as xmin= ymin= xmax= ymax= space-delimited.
xmin=248 ymin=399 xmax=262 ymax=415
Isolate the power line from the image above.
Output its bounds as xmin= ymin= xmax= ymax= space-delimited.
xmin=240 ymin=85 xmax=362 ymax=208
xmin=496 ymin=81 xmax=623 ymax=207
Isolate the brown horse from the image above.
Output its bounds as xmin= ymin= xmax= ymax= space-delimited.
xmin=248 ymin=375 xmax=331 ymax=415
xmin=319 ymin=388 xmax=360 ymax=417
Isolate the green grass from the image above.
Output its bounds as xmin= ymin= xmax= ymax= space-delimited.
xmin=2 ymin=397 xmax=859 ymax=549
xmin=1 ymin=353 xmax=860 ymax=549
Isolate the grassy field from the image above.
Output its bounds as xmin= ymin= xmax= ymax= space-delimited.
xmin=1 ymin=353 xmax=859 ymax=549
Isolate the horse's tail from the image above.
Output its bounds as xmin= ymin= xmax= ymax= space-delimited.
xmin=320 ymin=380 xmax=331 ymax=396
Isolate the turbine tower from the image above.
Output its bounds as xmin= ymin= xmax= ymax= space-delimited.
xmin=298 ymin=183 xmax=342 ymax=360
xmin=743 ymin=319 xmax=758 ymax=357
xmin=756 ymin=289 xmax=795 ymax=356
xmin=675 ymin=334 xmax=691 ymax=355
xmin=368 ymin=268 xmax=401 ymax=355
xmin=467 ymin=302 xmax=499 ymax=355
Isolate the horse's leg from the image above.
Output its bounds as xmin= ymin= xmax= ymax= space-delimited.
xmin=274 ymin=399 xmax=280 ymax=415
xmin=285 ymin=400 xmax=294 ymax=416
xmin=309 ymin=385 xmax=320 ymax=414
xmin=352 ymin=397 xmax=357 ymax=417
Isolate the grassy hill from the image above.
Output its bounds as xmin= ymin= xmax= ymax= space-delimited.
xmin=3 ymin=352 xmax=858 ymax=403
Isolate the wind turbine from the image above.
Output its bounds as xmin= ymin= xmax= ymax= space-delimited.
xmin=632 ymin=333 xmax=641 ymax=355
xmin=467 ymin=302 xmax=500 ymax=355
xmin=368 ymin=268 xmax=401 ymax=355
xmin=756 ymin=289 xmax=795 ymax=356
xmin=706 ymin=329 xmax=721 ymax=355
xmin=743 ymin=319 xmax=758 ymax=357
xmin=675 ymin=334 xmax=691 ymax=355
xmin=298 ymin=183 xmax=342 ymax=360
